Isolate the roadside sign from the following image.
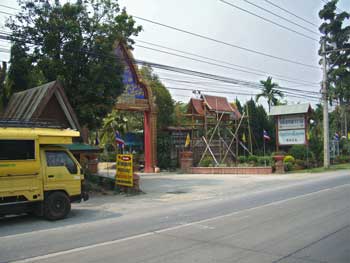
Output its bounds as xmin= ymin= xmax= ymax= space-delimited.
xmin=116 ymin=154 xmax=133 ymax=187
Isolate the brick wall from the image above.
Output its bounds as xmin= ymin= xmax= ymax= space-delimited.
xmin=190 ymin=167 xmax=273 ymax=174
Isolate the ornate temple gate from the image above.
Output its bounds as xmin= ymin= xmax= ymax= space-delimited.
xmin=114 ymin=42 xmax=157 ymax=172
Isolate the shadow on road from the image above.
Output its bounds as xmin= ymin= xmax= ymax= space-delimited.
xmin=0 ymin=208 xmax=122 ymax=237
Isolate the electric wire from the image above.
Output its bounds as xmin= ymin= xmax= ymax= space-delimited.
xmin=0 ymin=4 xmax=18 ymax=11
xmin=136 ymin=40 xmax=320 ymax=85
xmin=1 ymin=4 xmax=322 ymax=70
xmin=240 ymin=0 xmax=320 ymax=35
xmin=133 ymin=16 xmax=321 ymax=70
xmin=0 ymin=32 xmax=321 ymax=100
xmin=263 ymin=0 xmax=319 ymax=28
xmin=219 ymin=0 xmax=319 ymax=42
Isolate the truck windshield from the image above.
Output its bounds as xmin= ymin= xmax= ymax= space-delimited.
xmin=45 ymin=151 xmax=77 ymax=174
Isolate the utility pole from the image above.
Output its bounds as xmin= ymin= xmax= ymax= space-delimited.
xmin=322 ymin=39 xmax=330 ymax=168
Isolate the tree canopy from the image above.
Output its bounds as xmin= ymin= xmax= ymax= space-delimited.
xmin=319 ymin=0 xmax=350 ymax=103
xmin=6 ymin=0 xmax=142 ymax=129
xmin=256 ymin=76 xmax=283 ymax=112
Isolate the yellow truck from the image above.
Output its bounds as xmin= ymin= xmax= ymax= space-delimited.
xmin=0 ymin=126 xmax=89 ymax=220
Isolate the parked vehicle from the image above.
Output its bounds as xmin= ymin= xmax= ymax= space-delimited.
xmin=0 ymin=124 xmax=88 ymax=220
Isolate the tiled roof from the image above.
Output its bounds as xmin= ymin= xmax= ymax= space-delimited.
xmin=187 ymin=95 xmax=241 ymax=120
xmin=202 ymin=95 xmax=234 ymax=113
xmin=188 ymin=98 xmax=205 ymax=115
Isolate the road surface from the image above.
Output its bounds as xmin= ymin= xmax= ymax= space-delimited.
xmin=1 ymin=172 xmax=350 ymax=263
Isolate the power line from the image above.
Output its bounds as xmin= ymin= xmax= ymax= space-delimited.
xmin=1 ymin=31 xmax=320 ymax=86
xmin=136 ymin=40 xmax=320 ymax=85
xmin=165 ymin=86 xmax=321 ymax=102
xmin=162 ymin=78 xmax=320 ymax=99
xmin=219 ymin=0 xmax=319 ymax=42
xmin=133 ymin=16 xmax=321 ymax=69
xmin=0 ymin=10 xmax=14 ymax=16
xmin=240 ymin=0 xmax=319 ymax=35
xmin=263 ymin=0 xmax=319 ymax=28
xmin=0 ymin=4 xmax=19 ymax=11
xmin=136 ymin=44 xmax=320 ymax=87
xmin=0 ymin=33 xmax=320 ymax=100
xmin=161 ymin=75 xmax=320 ymax=99
xmin=160 ymin=76 xmax=319 ymax=96
xmin=134 ymin=59 xmax=321 ymax=98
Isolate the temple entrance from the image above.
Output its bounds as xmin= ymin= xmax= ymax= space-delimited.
xmin=114 ymin=42 xmax=157 ymax=172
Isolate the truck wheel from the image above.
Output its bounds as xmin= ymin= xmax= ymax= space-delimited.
xmin=44 ymin=192 xmax=71 ymax=220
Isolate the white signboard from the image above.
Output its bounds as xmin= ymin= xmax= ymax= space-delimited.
xmin=278 ymin=115 xmax=305 ymax=130
xmin=278 ymin=129 xmax=306 ymax=145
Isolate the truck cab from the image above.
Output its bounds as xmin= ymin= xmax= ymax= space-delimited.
xmin=0 ymin=126 xmax=88 ymax=220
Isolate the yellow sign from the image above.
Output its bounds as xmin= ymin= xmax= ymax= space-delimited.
xmin=116 ymin=154 xmax=133 ymax=187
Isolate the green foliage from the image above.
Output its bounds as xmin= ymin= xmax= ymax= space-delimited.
xmin=99 ymin=109 xmax=143 ymax=150
xmin=6 ymin=0 xmax=142 ymax=129
xmin=288 ymin=145 xmax=308 ymax=160
xmin=157 ymin=132 xmax=172 ymax=169
xmin=241 ymin=99 xmax=275 ymax=154
xmin=247 ymin=155 xmax=258 ymax=164
xmin=257 ymin=156 xmax=272 ymax=166
xmin=283 ymin=155 xmax=295 ymax=164
xmin=256 ymin=76 xmax=284 ymax=111
xmin=174 ymin=101 xmax=190 ymax=126
xmin=238 ymin=156 xmax=247 ymax=163
xmin=319 ymin=1 xmax=350 ymax=105
xmin=139 ymin=66 xmax=175 ymax=129
xmin=199 ymin=156 xmax=214 ymax=167
xmin=335 ymin=155 xmax=350 ymax=164
xmin=284 ymin=162 xmax=293 ymax=172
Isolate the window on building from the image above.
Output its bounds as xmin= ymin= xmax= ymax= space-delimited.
xmin=0 ymin=140 xmax=35 ymax=160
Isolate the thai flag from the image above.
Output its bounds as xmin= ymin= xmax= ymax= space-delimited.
xmin=263 ymin=130 xmax=271 ymax=141
xmin=115 ymin=131 xmax=125 ymax=146
xmin=334 ymin=132 xmax=340 ymax=141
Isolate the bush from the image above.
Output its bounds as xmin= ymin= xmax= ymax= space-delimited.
xmin=284 ymin=162 xmax=293 ymax=172
xmin=157 ymin=133 xmax=172 ymax=169
xmin=283 ymin=155 xmax=295 ymax=164
xmin=257 ymin=156 xmax=272 ymax=166
xmin=335 ymin=155 xmax=350 ymax=164
xmin=247 ymin=155 xmax=258 ymax=164
xmin=199 ymin=156 xmax=214 ymax=167
xmin=238 ymin=156 xmax=247 ymax=163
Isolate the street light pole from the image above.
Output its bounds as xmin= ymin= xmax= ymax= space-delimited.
xmin=322 ymin=39 xmax=330 ymax=168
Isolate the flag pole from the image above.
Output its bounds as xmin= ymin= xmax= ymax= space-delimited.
xmin=263 ymin=137 xmax=266 ymax=157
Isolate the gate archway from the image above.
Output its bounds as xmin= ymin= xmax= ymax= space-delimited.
xmin=114 ymin=42 xmax=157 ymax=172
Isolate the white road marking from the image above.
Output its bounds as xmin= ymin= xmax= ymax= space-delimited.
xmin=10 ymin=183 xmax=350 ymax=263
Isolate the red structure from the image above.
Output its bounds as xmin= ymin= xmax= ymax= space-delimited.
xmin=114 ymin=42 xmax=157 ymax=172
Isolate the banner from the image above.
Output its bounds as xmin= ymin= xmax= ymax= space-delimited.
xmin=278 ymin=129 xmax=306 ymax=145
xmin=278 ymin=115 xmax=305 ymax=130
xmin=116 ymin=154 xmax=133 ymax=187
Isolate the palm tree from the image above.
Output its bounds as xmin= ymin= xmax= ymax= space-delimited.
xmin=256 ymin=76 xmax=284 ymax=112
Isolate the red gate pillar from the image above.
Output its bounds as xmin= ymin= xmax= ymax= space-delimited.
xmin=144 ymin=111 xmax=153 ymax=172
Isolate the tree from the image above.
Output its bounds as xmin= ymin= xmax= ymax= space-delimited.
xmin=139 ymin=66 xmax=175 ymax=129
xmin=99 ymin=109 xmax=143 ymax=151
xmin=0 ymin=62 xmax=7 ymax=110
xmin=6 ymin=0 xmax=142 ymax=129
xmin=256 ymin=76 xmax=284 ymax=112
xmin=319 ymin=0 xmax=350 ymax=136
xmin=244 ymin=99 xmax=274 ymax=154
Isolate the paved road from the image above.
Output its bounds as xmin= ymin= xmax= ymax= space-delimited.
xmin=1 ymin=172 xmax=350 ymax=263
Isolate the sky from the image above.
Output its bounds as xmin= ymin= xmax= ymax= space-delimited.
xmin=1 ymin=0 xmax=350 ymax=107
